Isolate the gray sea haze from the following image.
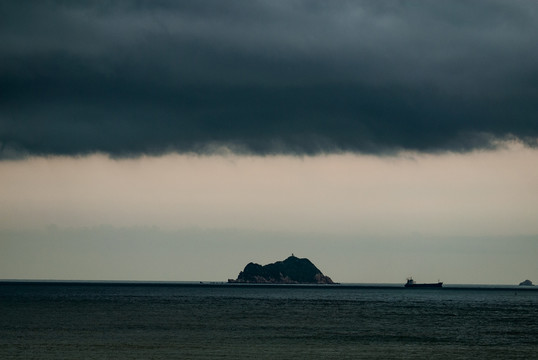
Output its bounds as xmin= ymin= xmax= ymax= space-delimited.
xmin=1 ymin=283 xmax=537 ymax=359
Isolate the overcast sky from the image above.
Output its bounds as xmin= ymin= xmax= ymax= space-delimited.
xmin=1 ymin=1 xmax=537 ymax=284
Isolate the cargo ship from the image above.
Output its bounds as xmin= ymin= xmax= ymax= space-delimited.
xmin=404 ymin=277 xmax=443 ymax=288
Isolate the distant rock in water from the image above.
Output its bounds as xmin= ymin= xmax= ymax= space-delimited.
xmin=229 ymin=255 xmax=335 ymax=284
xmin=519 ymin=279 xmax=534 ymax=286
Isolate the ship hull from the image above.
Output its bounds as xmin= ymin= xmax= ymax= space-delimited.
xmin=405 ymin=282 xmax=443 ymax=288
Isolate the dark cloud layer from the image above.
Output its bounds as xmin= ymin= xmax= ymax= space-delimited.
xmin=1 ymin=0 xmax=538 ymax=158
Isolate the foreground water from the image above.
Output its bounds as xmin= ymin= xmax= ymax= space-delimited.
xmin=1 ymin=282 xmax=537 ymax=359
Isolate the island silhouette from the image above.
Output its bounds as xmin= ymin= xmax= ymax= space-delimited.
xmin=228 ymin=254 xmax=335 ymax=284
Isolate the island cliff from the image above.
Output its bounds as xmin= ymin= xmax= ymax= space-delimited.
xmin=229 ymin=255 xmax=335 ymax=284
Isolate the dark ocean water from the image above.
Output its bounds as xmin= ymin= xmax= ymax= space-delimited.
xmin=1 ymin=283 xmax=537 ymax=359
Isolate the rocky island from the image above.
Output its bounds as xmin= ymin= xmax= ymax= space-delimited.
xmin=229 ymin=255 xmax=335 ymax=284
xmin=519 ymin=279 xmax=534 ymax=286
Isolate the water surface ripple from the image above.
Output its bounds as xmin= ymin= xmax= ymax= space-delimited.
xmin=1 ymin=283 xmax=537 ymax=359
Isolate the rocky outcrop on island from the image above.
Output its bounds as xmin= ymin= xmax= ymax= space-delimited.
xmin=229 ymin=255 xmax=335 ymax=284
xmin=519 ymin=279 xmax=534 ymax=286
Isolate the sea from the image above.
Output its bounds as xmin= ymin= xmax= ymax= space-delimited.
xmin=1 ymin=282 xmax=537 ymax=359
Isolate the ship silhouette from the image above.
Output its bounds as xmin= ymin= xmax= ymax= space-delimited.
xmin=404 ymin=277 xmax=443 ymax=288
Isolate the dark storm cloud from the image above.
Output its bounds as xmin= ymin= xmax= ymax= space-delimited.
xmin=1 ymin=0 xmax=537 ymax=158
